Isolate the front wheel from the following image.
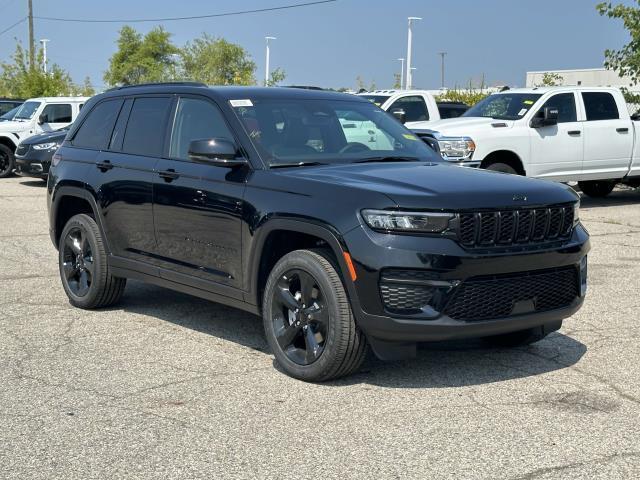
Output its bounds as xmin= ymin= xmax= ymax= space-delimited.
xmin=578 ymin=180 xmax=616 ymax=198
xmin=0 ymin=144 xmax=15 ymax=178
xmin=485 ymin=162 xmax=518 ymax=175
xmin=262 ymin=249 xmax=367 ymax=382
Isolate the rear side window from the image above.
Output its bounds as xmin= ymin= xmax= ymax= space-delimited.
xmin=388 ymin=96 xmax=429 ymax=122
xmin=539 ymin=93 xmax=577 ymax=123
xmin=582 ymin=92 xmax=619 ymax=121
xmin=72 ymin=99 xmax=123 ymax=150
xmin=438 ymin=105 xmax=467 ymax=119
xmin=122 ymin=97 xmax=172 ymax=157
xmin=169 ymin=97 xmax=234 ymax=160
xmin=41 ymin=104 xmax=72 ymax=123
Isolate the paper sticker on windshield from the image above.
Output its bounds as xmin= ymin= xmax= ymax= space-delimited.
xmin=403 ymin=134 xmax=418 ymax=141
xmin=523 ymin=100 xmax=534 ymax=105
xmin=230 ymin=99 xmax=253 ymax=107
xmin=517 ymin=108 xmax=528 ymax=116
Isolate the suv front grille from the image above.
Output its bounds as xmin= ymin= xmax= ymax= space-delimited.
xmin=15 ymin=144 xmax=29 ymax=156
xmin=458 ymin=206 xmax=574 ymax=249
xmin=379 ymin=269 xmax=440 ymax=315
xmin=443 ymin=266 xmax=579 ymax=321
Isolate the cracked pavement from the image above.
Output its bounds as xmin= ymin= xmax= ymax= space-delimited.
xmin=0 ymin=177 xmax=639 ymax=479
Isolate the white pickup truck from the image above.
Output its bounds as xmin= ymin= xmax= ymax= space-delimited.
xmin=0 ymin=96 xmax=88 ymax=178
xmin=409 ymin=86 xmax=640 ymax=197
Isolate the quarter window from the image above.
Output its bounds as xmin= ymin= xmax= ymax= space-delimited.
xmin=582 ymin=92 xmax=619 ymax=121
xmin=170 ymin=97 xmax=234 ymax=160
xmin=388 ymin=96 xmax=429 ymax=122
xmin=122 ymin=97 xmax=172 ymax=157
xmin=72 ymin=99 xmax=123 ymax=150
xmin=41 ymin=104 xmax=72 ymax=123
xmin=539 ymin=93 xmax=577 ymax=123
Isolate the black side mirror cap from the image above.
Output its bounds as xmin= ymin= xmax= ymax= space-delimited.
xmin=37 ymin=114 xmax=47 ymax=125
xmin=188 ymin=138 xmax=248 ymax=168
xmin=390 ymin=108 xmax=407 ymax=124
xmin=530 ymin=106 xmax=559 ymax=128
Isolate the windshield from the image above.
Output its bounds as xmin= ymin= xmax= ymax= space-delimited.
xmin=359 ymin=95 xmax=391 ymax=107
xmin=463 ymin=93 xmax=542 ymax=120
xmin=0 ymin=106 xmax=20 ymax=122
xmin=231 ymin=98 xmax=440 ymax=167
xmin=14 ymin=101 xmax=41 ymax=120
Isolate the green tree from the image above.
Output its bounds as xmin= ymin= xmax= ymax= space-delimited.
xmin=104 ymin=25 xmax=180 ymax=86
xmin=538 ymin=72 xmax=564 ymax=86
xmin=181 ymin=34 xmax=256 ymax=85
xmin=0 ymin=42 xmax=87 ymax=98
xmin=597 ymin=1 xmax=640 ymax=84
xmin=265 ymin=67 xmax=286 ymax=87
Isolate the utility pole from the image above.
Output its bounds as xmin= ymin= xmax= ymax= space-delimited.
xmin=28 ymin=0 xmax=35 ymax=70
xmin=40 ymin=39 xmax=50 ymax=74
xmin=438 ymin=52 xmax=446 ymax=89
xmin=264 ymin=36 xmax=276 ymax=86
xmin=406 ymin=17 xmax=421 ymax=90
xmin=397 ymin=58 xmax=404 ymax=90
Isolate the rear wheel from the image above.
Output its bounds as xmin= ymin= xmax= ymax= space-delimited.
xmin=485 ymin=162 xmax=518 ymax=175
xmin=262 ymin=249 xmax=367 ymax=382
xmin=578 ymin=180 xmax=616 ymax=198
xmin=59 ymin=214 xmax=126 ymax=309
xmin=0 ymin=144 xmax=15 ymax=178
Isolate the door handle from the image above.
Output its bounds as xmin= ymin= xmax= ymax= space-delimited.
xmin=96 ymin=160 xmax=114 ymax=171
xmin=616 ymin=127 xmax=629 ymax=133
xmin=567 ymin=130 xmax=581 ymax=136
xmin=158 ymin=169 xmax=179 ymax=181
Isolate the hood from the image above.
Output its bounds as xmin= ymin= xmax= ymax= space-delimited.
xmin=0 ymin=120 xmax=30 ymax=133
xmin=410 ymin=116 xmax=515 ymax=135
xmin=21 ymin=129 xmax=67 ymax=145
xmin=276 ymin=162 xmax=577 ymax=210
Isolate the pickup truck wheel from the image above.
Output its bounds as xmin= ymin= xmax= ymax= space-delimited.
xmin=486 ymin=162 xmax=518 ymax=175
xmin=482 ymin=324 xmax=557 ymax=348
xmin=59 ymin=214 xmax=126 ymax=309
xmin=578 ymin=180 xmax=616 ymax=198
xmin=263 ymin=249 xmax=367 ymax=382
xmin=0 ymin=144 xmax=15 ymax=178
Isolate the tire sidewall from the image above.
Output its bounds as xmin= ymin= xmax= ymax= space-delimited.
xmin=486 ymin=162 xmax=517 ymax=175
xmin=0 ymin=144 xmax=15 ymax=178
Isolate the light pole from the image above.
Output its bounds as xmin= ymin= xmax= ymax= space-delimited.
xmin=406 ymin=17 xmax=421 ymax=89
xmin=265 ymin=36 xmax=276 ymax=86
xmin=438 ymin=52 xmax=447 ymax=89
xmin=397 ymin=58 xmax=405 ymax=90
xmin=40 ymin=39 xmax=50 ymax=74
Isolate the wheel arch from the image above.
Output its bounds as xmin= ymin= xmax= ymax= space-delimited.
xmin=0 ymin=134 xmax=17 ymax=151
xmin=51 ymin=186 xmax=108 ymax=251
xmin=480 ymin=150 xmax=526 ymax=175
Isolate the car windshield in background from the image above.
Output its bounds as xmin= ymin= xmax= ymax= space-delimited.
xmin=231 ymin=98 xmax=440 ymax=167
xmin=359 ymin=95 xmax=391 ymax=107
xmin=463 ymin=93 xmax=543 ymax=120
xmin=14 ymin=101 xmax=41 ymax=120
xmin=0 ymin=106 xmax=20 ymax=122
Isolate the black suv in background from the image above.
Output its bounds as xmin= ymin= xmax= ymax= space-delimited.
xmin=0 ymin=98 xmax=24 ymax=116
xmin=47 ymin=83 xmax=590 ymax=381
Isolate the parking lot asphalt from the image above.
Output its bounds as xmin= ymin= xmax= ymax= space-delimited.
xmin=0 ymin=176 xmax=639 ymax=479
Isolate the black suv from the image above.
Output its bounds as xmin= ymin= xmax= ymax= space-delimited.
xmin=47 ymin=83 xmax=590 ymax=381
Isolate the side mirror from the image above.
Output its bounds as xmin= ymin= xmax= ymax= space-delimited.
xmin=188 ymin=138 xmax=248 ymax=168
xmin=38 ymin=114 xmax=47 ymax=125
xmin=531 ymin=106 xmax=559 ymax=128
xmin=631 ymin=111 xmax=640 ymax=121
xmin=390 ymin=108 xmax=406 ymax=124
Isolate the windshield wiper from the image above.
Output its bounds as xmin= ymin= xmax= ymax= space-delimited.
xmin=355 ymin=156 xmax=420 ymax=164
xmin=269 ymin=161 xmax=328 ymax=169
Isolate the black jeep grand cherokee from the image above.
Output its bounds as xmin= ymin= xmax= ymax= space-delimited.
xmin=47 ymin=83 xmax=589 ymax=381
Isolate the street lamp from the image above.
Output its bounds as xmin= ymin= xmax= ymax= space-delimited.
xmin=265 ymin=36 xmax=276 ymax=86
xmin=406 ymin=17 xmax=421 ymax=89
xmin=397 ymin=58 xmax=405 ymax=90
xmin=40 ymin=39 xmax=50 ymax=74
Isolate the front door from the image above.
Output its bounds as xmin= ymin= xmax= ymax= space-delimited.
xmin=152 ymin=95 xmax=246 ymax=290
xmin=38 ymin=103 xmax=73 ymax=133
xmin=528 ymin=92 xmax=584 ymax=181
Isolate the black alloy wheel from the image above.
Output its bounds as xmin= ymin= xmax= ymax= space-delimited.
xmin=0 ymin=144 xmax=14 ymax=178
xmin=61 ymin=226 xmax=94 ymax=297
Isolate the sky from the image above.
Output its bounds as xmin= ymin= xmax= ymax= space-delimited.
xmin=0 ymin=0 xmax=634 ymax=91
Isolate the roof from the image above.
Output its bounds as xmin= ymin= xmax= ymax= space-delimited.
xmin=492 ymin=86 xmax=622 ymax=95
xmin=357 ymin=89 xmax=437 ymax=96
xmin=25 ymin=96 xmax=90 ymax=102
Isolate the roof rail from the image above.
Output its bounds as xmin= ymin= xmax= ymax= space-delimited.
xmin=106 ymin=81 xmax=207 ymax=91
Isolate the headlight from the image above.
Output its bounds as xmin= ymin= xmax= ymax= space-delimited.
xmin=573 ymin=201 xmax=580 ymax=226
xmin=362 ymin=209 xmax=455 ymax=233
xmin=437 ymin=136 xmax=475 ymax=160
xmin=32 ymin=142 xmax=60 ymax=151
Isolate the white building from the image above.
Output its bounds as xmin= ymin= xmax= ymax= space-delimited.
xmin=526 ymin=68 xmax=639 ymax=92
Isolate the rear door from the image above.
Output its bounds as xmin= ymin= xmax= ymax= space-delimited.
xmin=152 ymin=95 xmax=246 ymax=291
xmin=528 ymin=92 xmax=584 ymax=180
xmin=580 ymin=91 xmax=633 ymax=179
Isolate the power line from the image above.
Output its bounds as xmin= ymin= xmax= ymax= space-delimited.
xmin=0 ymin=16 xmax=26 ymax=37
xmin=34 ymin=0 xmax=338 ymax=24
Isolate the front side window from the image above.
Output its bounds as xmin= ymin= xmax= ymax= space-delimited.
xmin=72 ymin=99 xmax=123 ymax=150
xmin=122 ymin=97 xmax=172 ymax=157
xmin=231 ymin=98 xmax=440 ymax=166
xmin=582 ymin=92 xmax=619 ymax=121
xmin=170 ymin=97 xmax=234 ymax=160
xmin=41 ymin=104 xmax=72 ymax=123
xmin=463 ymin=93 xmax=543 ymax=120
xmin=14 ymin=101 xmax=41 ymax=120
xmin=388 ymin=96 xmax=429 ymax=122
xmin=538 ymin=93 xmax=577 ymax=123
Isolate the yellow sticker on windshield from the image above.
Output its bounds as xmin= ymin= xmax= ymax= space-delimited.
xmin=403 ymin=134 xmax=418 ymax=141
xmin=523 ymin=100 xmax=534 ymax=105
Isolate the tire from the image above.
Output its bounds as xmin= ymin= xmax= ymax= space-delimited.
xmin=0 ymin=144 xmax=15 ymax=178
xmin=485 ymin=162 xmax=518 ymax=175
xmin=578 ymin=180 xmax=616 ymax=198
xmin=483 ymin=322 xmax=560 ymax=348
xmin=58 ymin=213 xmax=126 ymax=309
xmin=262 ymin=248 xmax=367 ymax=382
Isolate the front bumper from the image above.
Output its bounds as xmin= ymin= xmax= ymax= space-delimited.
xmin=15 ymin=149 xmax=52 ymax=178
xmin=343 ymin=223 xmax=590 ymax=344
